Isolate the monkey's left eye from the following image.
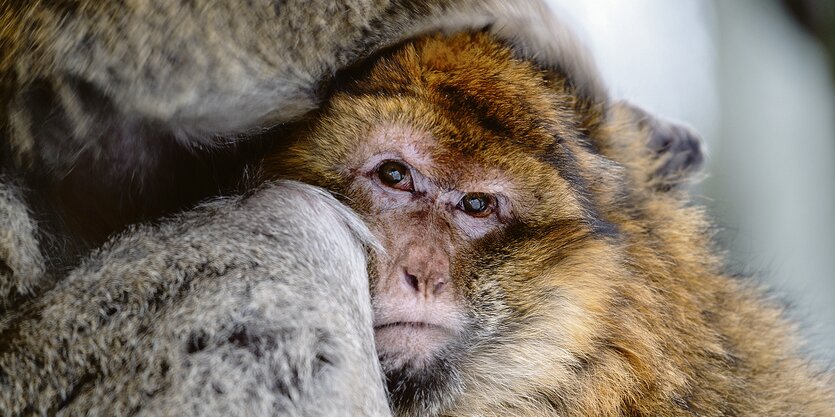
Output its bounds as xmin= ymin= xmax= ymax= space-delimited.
xmin=377 ymin=160 xmax=414 ymax=191
xmin=458 ymin=193 xmax=494 ymax=217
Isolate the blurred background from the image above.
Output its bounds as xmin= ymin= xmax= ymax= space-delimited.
xmin=547 ymin=0 xmax=835 ymax=360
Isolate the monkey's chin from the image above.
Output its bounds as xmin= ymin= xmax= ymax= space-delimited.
xmin=374 ymin=322 xmax=453 ymax=369
xmin=380 ymin=342 xmax=460 ymax=417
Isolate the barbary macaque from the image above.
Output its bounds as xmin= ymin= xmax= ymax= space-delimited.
xmin=263 ymin=32 xmax=834 ymax=416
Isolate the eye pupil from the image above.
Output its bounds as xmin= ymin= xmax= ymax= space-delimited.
xmin=465 ymin=197 xmax=485 ymax=212
xmin=384 ymin=167 xmax=403 ymax=183
xmin=461 ymin=193 xmax=491 ymax=215
xmin=378 ymin=161 xmax=409 ymax=187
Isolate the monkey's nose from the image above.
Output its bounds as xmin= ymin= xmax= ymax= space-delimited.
xmin=402 ymin=268 xmax=447 ymax=297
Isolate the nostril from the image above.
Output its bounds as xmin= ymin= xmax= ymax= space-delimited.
xmin=404 ymin=270 xmax=420 ymax=292
xmin=433 ymin=280 xmax=446 ymax=295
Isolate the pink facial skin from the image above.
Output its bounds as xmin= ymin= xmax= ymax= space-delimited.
xmin=345 ymin=124 xmax=517 ymax=368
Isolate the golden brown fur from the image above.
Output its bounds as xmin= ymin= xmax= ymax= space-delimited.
xmin=264 ymin=32 xmax=834 ymax=416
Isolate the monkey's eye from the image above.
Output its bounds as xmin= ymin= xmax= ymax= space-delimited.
xmin=377 ymin=160 xmax=414 ymax=191
xmin=458 ymin=193 xmax=494 ymax=217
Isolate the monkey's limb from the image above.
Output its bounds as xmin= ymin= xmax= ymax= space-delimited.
xmin=0 ymin=182 xmax=390 ymax=417
xmin=2 ymin=0 xmax=602 ymax=137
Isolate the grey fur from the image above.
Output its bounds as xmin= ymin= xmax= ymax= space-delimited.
xmin=0 ymin=181 xmax=390 ymax=416
xmin=0 ymin=180 xmax=46 ymax=310
xmin=4 ymin=0 xmax=604 ymax=152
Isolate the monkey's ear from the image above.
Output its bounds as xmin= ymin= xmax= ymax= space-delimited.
xmin=608 ymin=101 xmax=706 ymax=191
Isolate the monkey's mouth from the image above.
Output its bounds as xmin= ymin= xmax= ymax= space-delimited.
xmin=373 ymin=321 xmax=455 ymax=367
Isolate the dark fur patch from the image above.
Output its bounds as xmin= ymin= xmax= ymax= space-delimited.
xmin=14 ymin=76 xmax=269 ymax=264
xmin=52 ymin=372 xmax=95 ymax=415
xmin=542 ymin=141 xmax=618 ymax=238
xmin=324 ymin=37 xmax=420 ymax=100
xmin=533 ymin=389 xmax=567 ymax=412
xmin=186 ymin=330 xmax=210 ymax=354
xmin=384 ymin=353 xmax=459 ymax=416
xmin=39 ymin=0 xmax=79 ymax=16
xmin=0 ymin=259 xmax=12 ymax=279
xmin=271 ymin=0 xmax=285 ymax=15
xmin=435 ymin=83 xmax=515 ymax=139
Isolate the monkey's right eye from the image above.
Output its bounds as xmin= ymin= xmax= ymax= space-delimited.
xmin=377 ymin=161 xmax=414 ymax=191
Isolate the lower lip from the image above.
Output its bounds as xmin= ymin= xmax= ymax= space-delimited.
xmin=373 ymin=322 xmax=453 ymax=363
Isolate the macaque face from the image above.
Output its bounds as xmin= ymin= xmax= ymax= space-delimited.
xmin=266 ymin=32 xmax=616 ymax=415
xmin=353 ymin=125 xmax=512 ymax=368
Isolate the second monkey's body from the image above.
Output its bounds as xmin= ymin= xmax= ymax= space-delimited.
xmin=264 ymin=32 xmax=833 ymax=416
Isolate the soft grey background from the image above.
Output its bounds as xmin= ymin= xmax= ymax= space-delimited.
xmin=548 ymin=0 xmax=835 ymax=360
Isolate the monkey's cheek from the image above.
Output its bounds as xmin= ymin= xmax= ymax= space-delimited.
xmin=374 ymin=325 xmax=453 ymax=368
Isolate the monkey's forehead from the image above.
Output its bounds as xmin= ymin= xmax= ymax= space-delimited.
xmin=333 ymin=32 xmax=596 ymax=150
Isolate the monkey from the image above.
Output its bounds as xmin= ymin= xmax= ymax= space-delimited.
xmin=0 ymin=181 xmax=393 ymax=416
xmin=262 ymin=31 xmax=835 ymax=416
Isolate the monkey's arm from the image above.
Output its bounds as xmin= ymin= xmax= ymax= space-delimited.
xmin=0 ymin=182 xmax=390 ymax=417
xmin=2 ymin=0 xmax=602 ymax=137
